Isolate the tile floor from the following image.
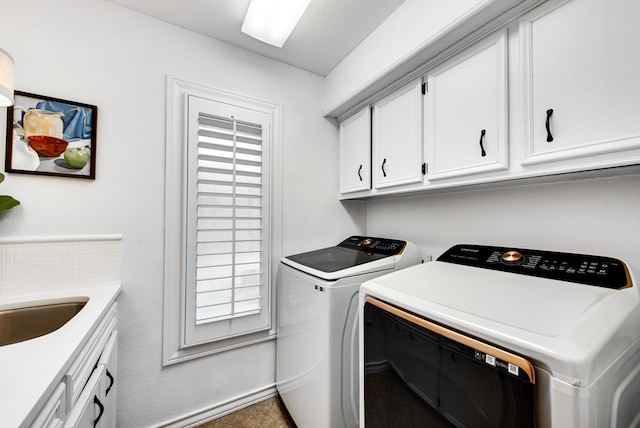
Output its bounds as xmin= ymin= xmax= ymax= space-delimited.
xmin=364 ymin=368 xmax=450 ymax=428
xmin=196 ymin=397 xmax=296 ymax=428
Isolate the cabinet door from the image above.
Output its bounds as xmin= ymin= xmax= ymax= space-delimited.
xmin=373 ymin=79 xmax=424 ymax=189
xmin=520 ymin=0 xmax=640 ymax=165
xmin=97 ymin=331 xmax=118 ymax=428
xmin=64 ymin=366 xmax=105 ymax=428
xmin=32 ymin=383 xmax=66 ymax=428
xmin=339 ymin=107 xmax=371 ymax=194
xmin=64 ymin=304 xmax=116 ymax=409
xmin=425 ymin=31 xmax=508 ymax=180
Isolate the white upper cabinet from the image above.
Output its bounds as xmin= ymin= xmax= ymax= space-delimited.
xmin=425 ymin=31 xmax=509 ymax=180
xmin=339 ymin=107 xmax=371 ymax=194
xmin=520 ymin=0 xmax=640 ymax=166
xmin=336 ymin=0 xmax=640 ymax=200
xmin=372 ymin=79 xmax=424 ymax=189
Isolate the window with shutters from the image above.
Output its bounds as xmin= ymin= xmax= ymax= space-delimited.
xmin=164 ymin=78 xmax=279 ymax=363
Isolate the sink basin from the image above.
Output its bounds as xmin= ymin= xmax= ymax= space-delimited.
xmin=0 ymin=297 xmax=89 ymax=346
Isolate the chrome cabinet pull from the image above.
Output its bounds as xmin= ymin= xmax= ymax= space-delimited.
xmin=545 ymin=109 xmax=554 ymax=142
xmin=479 ymin=129 xmax=487 ymax=157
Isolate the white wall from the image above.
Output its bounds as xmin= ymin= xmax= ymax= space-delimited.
xmin=0 ymin=0 xmax=364 ymax=426
xmin=366 ymin=173 xmax=640 ymax=271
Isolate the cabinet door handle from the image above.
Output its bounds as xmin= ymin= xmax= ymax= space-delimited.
xmin=106 ymin=369 xmax=115 ymax=396
xmin=545 ymin=109 xmax=554 ymax=142
xmin=381 ymin=158 xmax=387 ymax=177
xmin=94 ymin=395 xmax=105 ymax=427
xmin=479 ymin=129 xmax=487 ymax=157
xmin=357 ymin=164 xmax=363 ymax=181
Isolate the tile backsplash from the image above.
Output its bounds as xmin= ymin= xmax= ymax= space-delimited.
xmin=0 ymin=235 xmax=122 ymax=297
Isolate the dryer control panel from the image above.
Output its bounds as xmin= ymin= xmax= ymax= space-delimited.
xmin=438 ymin=244 xmax=630 ymax=290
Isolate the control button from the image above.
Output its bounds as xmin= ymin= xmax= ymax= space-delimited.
xmin=487 ymin=252 xmax=501 ymax=263
xmin=362 ymin=238 xmax=373 ymax=246
xmin=502 ymin=251 xmax=523 ymax=265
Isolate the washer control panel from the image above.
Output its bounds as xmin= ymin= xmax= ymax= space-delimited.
xmin=339 ymin=236 xmax=407 ymax=256
xmin=438 ymin=244 xmax=630 ymax=290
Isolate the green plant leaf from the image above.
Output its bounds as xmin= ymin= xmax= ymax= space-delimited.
xmin=0 ymin=172 xmax=4 ymax=184
xmin=0 ymin=195 xmax=20 ymax=210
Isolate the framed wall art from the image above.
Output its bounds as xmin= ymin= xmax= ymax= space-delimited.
xmin=5 ymin=91 xmax=97 ymax=179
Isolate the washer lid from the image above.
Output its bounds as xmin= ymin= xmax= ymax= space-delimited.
xmin=282 ymin=236 xmax=410 ymax=280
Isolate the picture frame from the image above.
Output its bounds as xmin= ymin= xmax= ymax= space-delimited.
xmin=4 ymin=91 xmax=97 ymax=179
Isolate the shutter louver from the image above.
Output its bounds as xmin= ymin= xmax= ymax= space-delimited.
xmin=195 ymin=113 xmax=263 ymax=325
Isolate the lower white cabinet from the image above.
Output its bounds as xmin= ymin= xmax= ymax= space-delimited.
xmin=97 ymin=331 xmax=118 ymax=428
xmin=32 ymin=303 xmax=118 ymax=428
xmin=65 ymin=331 xmax=118 ymax=428
xmin=64 ymin=366 xmax=106 ymax=428
xmin=32 ymin=383 xmax=66 ymax=428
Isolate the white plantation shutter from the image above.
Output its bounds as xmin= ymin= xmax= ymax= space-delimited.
xmin=194 ymin=115 xmax=263 ymax=323
xmin=185 ymin=95 xmax=271 ymax=346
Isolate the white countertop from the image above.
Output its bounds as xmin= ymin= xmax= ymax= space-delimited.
xmin=0 ymin=284 xmax=121 ymax=428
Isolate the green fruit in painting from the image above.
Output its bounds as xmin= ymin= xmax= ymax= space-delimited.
xmin=64 ymin=147 xmax=90 ymax=169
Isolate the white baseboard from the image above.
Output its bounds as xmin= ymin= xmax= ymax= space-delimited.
xmin=156 ymin=385 xmax=279 ymax=428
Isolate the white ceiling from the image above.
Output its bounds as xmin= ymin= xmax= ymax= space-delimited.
xmin=103 ymin=0 xmax=406 ymax=76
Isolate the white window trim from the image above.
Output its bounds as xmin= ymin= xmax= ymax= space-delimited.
xmin=163 ymin=77 xmax=282 ymax=365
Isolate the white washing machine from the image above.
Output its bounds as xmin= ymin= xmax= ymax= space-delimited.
xmin=276 ymin=236 xmax=421 ymax=428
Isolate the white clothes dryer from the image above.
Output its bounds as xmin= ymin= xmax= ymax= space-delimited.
xmin=276 ymin=236 xmax=421 ymax=428
xmin=360 ymin=244 xmax=640 ymax=428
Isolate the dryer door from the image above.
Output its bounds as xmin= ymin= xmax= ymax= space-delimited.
xmin=363 ymin=297 xmax=535 ymax=428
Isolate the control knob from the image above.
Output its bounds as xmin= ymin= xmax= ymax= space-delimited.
xmin=502 ymin=251 xmax=523 ymax=265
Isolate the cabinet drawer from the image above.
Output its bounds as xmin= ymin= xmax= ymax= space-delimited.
xmin=64 ymin=303 xmax=117 ymax=409
xmin=32 ymin=382 xmax=66 ymax=428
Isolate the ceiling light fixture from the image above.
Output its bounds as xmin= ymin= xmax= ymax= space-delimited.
xmin=0 ymin=47 xmax=14 ymax=107
xmin=241 ymin=0 xmax=312 ymax=48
